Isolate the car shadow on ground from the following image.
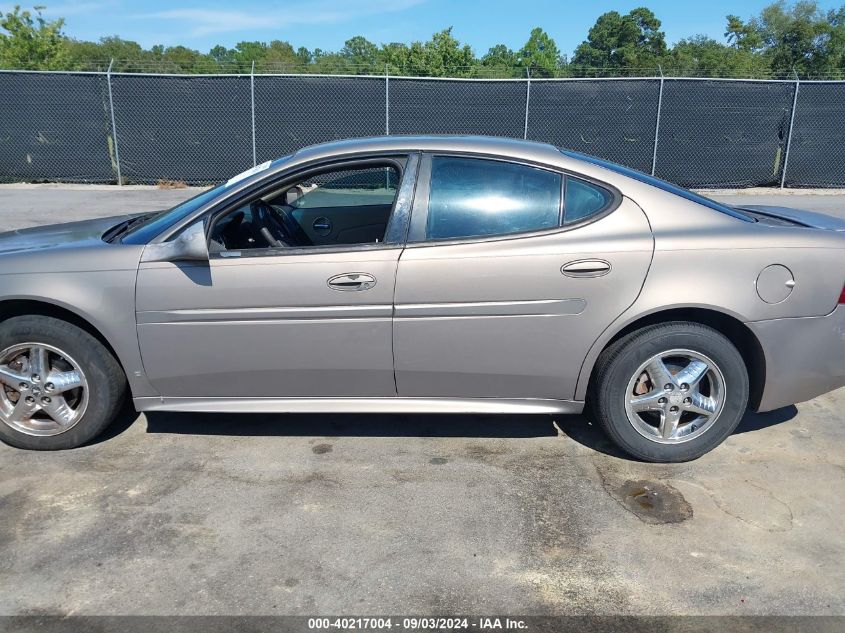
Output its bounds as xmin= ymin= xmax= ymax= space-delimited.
xmin=554 ymin=405 xmax=798 ymax=459
xmin=142 ymin=410 xmax=562 ymax=439
xmin=111 ymin=403 xmax=800 ymax=461
xmin=92 ymin=393 xmax=799 ymax=455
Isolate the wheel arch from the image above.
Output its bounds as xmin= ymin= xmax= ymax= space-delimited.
xmin=578 ymin=306 xmax=767 ymax=410
xmin=0 ymin=299 xmax=127 ymax=379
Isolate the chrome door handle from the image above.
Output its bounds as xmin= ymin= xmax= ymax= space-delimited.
xmin=561 ymin=259 xmax=611 ymax=278
xmin=327 ymin=273 xmax=377 ymax=291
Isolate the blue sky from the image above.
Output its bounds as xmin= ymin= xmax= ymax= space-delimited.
xmin=3 ymin=0 xmax=843 ymax=57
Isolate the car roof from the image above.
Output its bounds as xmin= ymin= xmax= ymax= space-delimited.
xmin=291 ymin=135 xmax=562 ymax=165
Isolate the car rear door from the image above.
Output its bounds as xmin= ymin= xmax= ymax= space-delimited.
xmin=392 ymin=154 xmax=654 ymax=401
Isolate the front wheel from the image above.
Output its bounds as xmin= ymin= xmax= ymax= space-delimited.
xmin=0 ymin=315 xmax=126 ymax=450
xmin=591 ymin=321 xmax=749 ymax=462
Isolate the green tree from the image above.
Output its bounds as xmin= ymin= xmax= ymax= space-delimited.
xmin=572 ymin=7 xmax=666 ymax=73
xmin=340 ymin=35 xmax=380 ymax=72
xmin=379 ymin=42 xmax=410 ymax=73
xmin=479 ymin=44 xmax=518 ymax=77
xmin=311 ymin=50 xmax=350 ymax=74
xmin=263 ymin=41 xmax=303 ymax=71
xmin=152 ymin=45 xmax=212 ymax=73
xmin=0 ymin=5 xmax=67 ymax=70
xmin=65 ymin=36 xmax=150 ymax=71
xmin=405 ymin=28 xmax=476 ymax=76
xmin=726 ymin=1 xmax=845 ymax=76
xmin=208 ymin=44 xmax=233 ymax=65
xmin=517 ymin=28 xmax=561 ymax=76
xmin=231 ymin=41 xmax=268 ymax=66
xmin=667 ymin=35 xmax=769 ymax=77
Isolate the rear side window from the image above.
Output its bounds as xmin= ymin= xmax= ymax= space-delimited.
xmin=564 ymin=177 xmax=613 ymax=224
xmin=426 ymin=157 xmax=561 ymax=240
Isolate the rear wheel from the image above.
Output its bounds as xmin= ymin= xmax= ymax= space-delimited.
xmin=592 ymin=321 xmax=749 ymax=462
xmin=0 ymin=315 xmax=126 ymax=450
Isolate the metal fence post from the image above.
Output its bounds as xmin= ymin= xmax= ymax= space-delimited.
xmin=650 ymin=65 xmax=664 ymax=177
xmin=523 ymin=67 xmax=531 ymax=140
xmin=106 ymin=59 xmax=123 ymax=185
xmin=385 ymin=65 xmax=390 ymax=135
xmin=250 ymin=61 xmax=257 ymax=167
xmin=780 ymin=71 xmax=800 ymax=189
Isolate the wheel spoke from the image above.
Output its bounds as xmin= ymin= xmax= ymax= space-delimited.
xmin=645 ymin=357 xmax=673 ymax=388
xmin=687 ymin=391 xmax=717 ymax=416
xmin=674 ymin=359 xmax=709 ymax=389
xmin=659 ymin=407 xmax=682 ymax=439
xmin=28 ymin=345 xmax=50 ymax=378
xmin=46 ymin=370 xmax=83 ymax=393
xmin=40 ymin=397 xmax=77 ymax=427
xmin=0 ymin=342 xmax=88 ymax=436
xmin=8 ymin=396 xmax=38 ymax=423
xmin=629 ymin=390 xmax=665 ymax=413
xmin=0 ymin=365 xmax=28 ymax=388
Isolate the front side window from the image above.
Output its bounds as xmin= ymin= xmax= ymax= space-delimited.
xmin=425 ymin=157 xmax=562 ymax=240
xmin=209 ymin=164 xmax=400 ymax=252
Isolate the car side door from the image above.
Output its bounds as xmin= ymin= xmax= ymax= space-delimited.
xmin=134 ymin=155 xmax=418 ymax=401
xmin=392 ymin=154 xmax=654 ymax=401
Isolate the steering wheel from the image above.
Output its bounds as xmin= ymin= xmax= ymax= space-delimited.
xmin=251 ymin=200 xmax=313 ymax=248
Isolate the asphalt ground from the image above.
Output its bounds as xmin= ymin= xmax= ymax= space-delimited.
xmin=0 ymin=184 xmax=843 ymax=616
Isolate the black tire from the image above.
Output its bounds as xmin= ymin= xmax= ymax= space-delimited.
xmin=591 ymin=321 xmax=749 ymax=462
xmin=0 ymin=315 xmax=126 ymax=450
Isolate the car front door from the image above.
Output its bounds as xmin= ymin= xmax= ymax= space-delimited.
xmin=135 ymin=155 xmax=417 ymax=401
xmin=393 ymin=154 xmax=654 ymax=401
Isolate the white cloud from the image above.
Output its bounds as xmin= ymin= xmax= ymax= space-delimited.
xmin=141 ymin=9 xmax=270 ymax=36
xmin=44 ymin=1 xmax=111 ymax=16
xmin=138 ymin=0 xmax=427 ymax=38
xmin=4 ymin=1 xmax=112 ymax=17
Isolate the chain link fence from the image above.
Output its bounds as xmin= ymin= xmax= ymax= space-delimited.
xmin=0 ymin=69 xmax=843 ymax=187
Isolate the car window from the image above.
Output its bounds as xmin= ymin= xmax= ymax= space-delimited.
xmin=425 ymin=157 xmax=561 ymax=240
xmin=209 ymin=164 xmax=400 ymax=252
xmin=121 ymin=155 xmax=291 ymax=245
xmin=287 ymin=168 xmax=398 ymax=209
xmin=564 ymin=177 xmax=613 ymax=224
xmin=561 ymin=149 xmax=754 ymax=222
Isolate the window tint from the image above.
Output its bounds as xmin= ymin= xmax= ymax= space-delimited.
xmin=426 ymin=157 xmax=561 ymax=240
xmin=286 ymin=167 xmax=399 ymax=209
xmin=209 ymin=165 xmax=400 ymax=252
xmin=561 ymin=149 xmax=754 ymax=222
xmin=564 ymin=177 xmax=612 ymax=224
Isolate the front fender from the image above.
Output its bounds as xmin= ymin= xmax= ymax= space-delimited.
xmin=0 ymin=244 xmax=156 ymax=398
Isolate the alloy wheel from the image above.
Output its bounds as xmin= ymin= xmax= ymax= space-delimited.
xmin=0 ymin=343 xmax=89 ymax=436
xmin=624 ymin=348 xmax=726 ymax=444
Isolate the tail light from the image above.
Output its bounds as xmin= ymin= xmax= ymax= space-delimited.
xmin=838 ymin=283 xmax=845 ymax=304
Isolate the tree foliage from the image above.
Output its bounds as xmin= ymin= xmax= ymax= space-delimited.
xmin=572 ymin=7 xmax=666 ymax=71
xmin=1 ymin=2 xmax=845 ymax=77
xmin=0 ymin=5 xmax=67 ymax=70
xmin=726 ymin=0 xmax=845 ymax=76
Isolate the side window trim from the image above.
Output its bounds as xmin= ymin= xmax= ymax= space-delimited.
xmin=407 ymin=153 xmax=433 ymax=243
xmin=204 ymin=155 xmax=412 ymax=259
xmin=383 ymin=152 xmax=420 ymax=244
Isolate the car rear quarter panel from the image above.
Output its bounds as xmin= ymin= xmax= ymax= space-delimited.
xmin=572 ymin=183 xmax=845 ymax=401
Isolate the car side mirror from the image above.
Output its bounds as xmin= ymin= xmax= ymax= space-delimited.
xmin=140 ymin=220 xmax=209 ymax=263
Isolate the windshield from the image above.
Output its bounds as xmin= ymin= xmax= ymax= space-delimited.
xmin=120 ymin=157 xmax=289 ymax=245
xmin=120 ymin=184 xmax=226 ymax=245
xmin=561 ymin=150 xmax=754 ymax=223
